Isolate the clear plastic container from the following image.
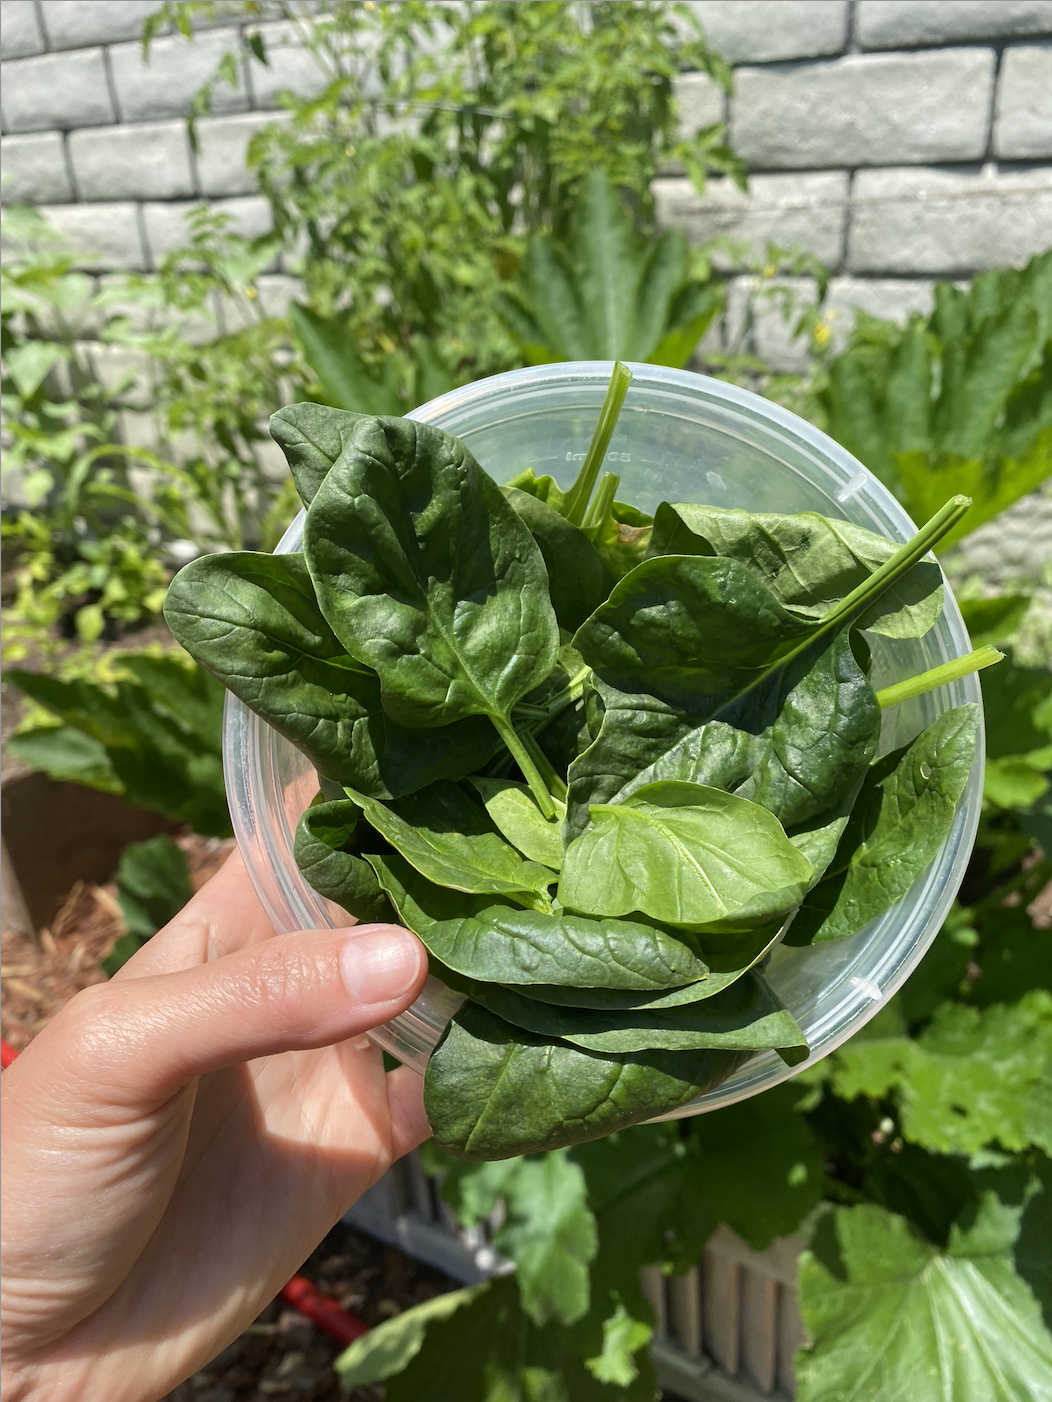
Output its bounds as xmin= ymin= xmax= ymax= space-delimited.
xmin=224 ymin=362 xmax=983 ymax=1117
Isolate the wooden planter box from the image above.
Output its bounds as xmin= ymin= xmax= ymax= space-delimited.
xmin=346 ymin=1150 xmax=806 ymax=1400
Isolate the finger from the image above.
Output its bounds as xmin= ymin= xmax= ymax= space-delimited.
xmin=32 ymin=923 xmax=427 ymax=1113
xmin=112 ymin=851 xmax=277 ymax=979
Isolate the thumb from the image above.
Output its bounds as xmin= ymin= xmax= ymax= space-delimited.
xmin=26 ymin=924 xmax=427 ymax=1110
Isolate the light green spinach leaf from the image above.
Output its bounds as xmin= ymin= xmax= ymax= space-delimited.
xmin=467 ymin=776 xmax=565 ymax=869
xmin=559 ymin=781 xmax=813 ymax=932
xmin=348 ymin=782 xmax=556 ymax=909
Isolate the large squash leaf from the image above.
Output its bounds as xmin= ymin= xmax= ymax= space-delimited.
xmin=795 ymin=1200 xmax=1052 ymax=1402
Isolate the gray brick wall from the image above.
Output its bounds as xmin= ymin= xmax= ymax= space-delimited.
xmin=1 ymin=0 xmax=1050 ymax=326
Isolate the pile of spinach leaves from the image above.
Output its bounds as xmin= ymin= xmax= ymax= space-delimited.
xmin=164 ymin=364 xmax=990 ymax=1162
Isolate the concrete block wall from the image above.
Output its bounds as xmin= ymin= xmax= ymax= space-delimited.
xmin=2 ymin=2 xmax=1049 ymax=295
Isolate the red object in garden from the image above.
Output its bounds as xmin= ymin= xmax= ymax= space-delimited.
xmin=279 ymin=1273 xmax=369 ymax=1346
xmin=1 ymin=1037 xmax=19 ymax=1067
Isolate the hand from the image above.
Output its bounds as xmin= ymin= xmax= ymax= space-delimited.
xmin=0 ymin=851 xmax=429 ymax=1402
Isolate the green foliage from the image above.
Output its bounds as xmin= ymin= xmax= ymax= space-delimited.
xmin=829 ymin=990 xmax=1052 ymax=1159
xmin=795 ymin=1200 xmax=1052 ymax=1402
xmin=788 ymin=706 xmax=980 ymax=946
xmin=816 ymin=249 xmax=1052 ymax=550
xmin=152 ymin=0 xmax=740 ymax=382
xmin=494 ymin=171 xmax=724 ymax=367
xmin=5 ymin=653 xmax=230 ymax=837
xmin=102 ymin=835 xmax=193 ymax=974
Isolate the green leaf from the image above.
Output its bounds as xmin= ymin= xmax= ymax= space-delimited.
xmin=4 ymin=662 xmax=230 ymax=838
xmin=467 ymin=776 xmax=565 ymax=869
xmin=335 ymin=1285 xmax=479 ymax=1385
xmin=348 ymin=783 xmax=556 ymax=908
xmin=495 ymin=171 xmax=721 ymax=368
xmin=336 ymin=1274 xmax=643 ymax=1401
xmin=568 ymin=555 xmax=881 ymax=837
xmin=5 ymin=340 xmax=65 ymax=397
xmin=289 ymin=303 xmax=408 ymax=417
xmin=831 ymin=990 xmax=1052 ymax=1158
xmin=163 ymin=552 xmax=497 ymax=798
xmin=303 ymin=415 xmax=560 ymax=733
xmin=504 ymin=486 xmax=614 ymax=634
xmin=366 ymin=852 xmax=497 ymax=936
xmin=448 ymin=968 xmax=808 ymax=1055
xmin=959 ymin=594 xmax=1032 ymax=648
xmin=586 ymin=1301 xmax=652 ymax=1387
xmin=417 ymin=904 xmax=709 ymax=991
xmin=795 ymin=1201 xmax=1052 ymax=1402
xmin=559 ymin=781 xmax=813 ymax=933
xmin=269 ymin=400 xmax=363 ymax=508
xmin=514 ymin=922 xmax=785 ymax=1010
xmin=293 ymin=798 xmax=394 ymax=923
xmin=424 ymin=1001 xmax=744 ymax=1160
xmin=489 ymin=1151 xmax=598 ymax=1326
xmin=788 ymin=705 xmax=980 ymax=945
xmin=5 ymin=725 xmax=122 ymax=793
xmin=649 ymin=502 xmax=944 ymax=639
xmin=114 ymin=835 xmax=192 ymax=940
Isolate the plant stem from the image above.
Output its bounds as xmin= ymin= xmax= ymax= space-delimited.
xmin=821 ymin=495 xmax=972 ymax=630
xmin=875 ymin=646 xmax=1003 ymax=710
xmin=563 ymin=361 xmax=633 ymax=527
xmin=582 ymin=472 xmax=620 ymax=532
xmin=491 ymin=715 xmax=557 ymax=819
xmin=520 ymin=729 xmax=568 ymax=803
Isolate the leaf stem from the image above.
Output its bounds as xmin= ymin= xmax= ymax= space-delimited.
xmin=582 ymin=472 xmax=620 ymax=532
xmin=491 ymin=715 xmax=557 ymax=819
xmin=520 ymin=729 xmax=568 ymax=803
xmin=821 ymin=495 xmax=972 ymax=630
xmin=563 ymin=361 xmax=633 ymax=527
xmin=875 ymin=646 xmax=1003 ymax=710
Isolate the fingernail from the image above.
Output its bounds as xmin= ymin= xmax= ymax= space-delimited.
xmin=340 ymin=927 xmax=422 ymax=1007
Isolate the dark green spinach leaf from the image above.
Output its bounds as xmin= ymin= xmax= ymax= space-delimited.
xmin=163 ymin=551 xmax=497 ymax=796
xmin=415 ymin=906 xmax=709 ymax=990
xmin=424 ymin=1001 xmax=746 ymax=1160
xmin=294 ymin=798 xmax=394 ymax=923
xmin=787 ymin=704 xmax=980 ymax=945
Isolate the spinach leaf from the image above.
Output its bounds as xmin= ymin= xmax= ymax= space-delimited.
xmin=649 ymin=503 xmax=944 ymax=639
xmin=347 ymin=782 xmax=557 ymax=909
xmin=505 ymin=487 xmax=613 ymax=633
xmin=440 ymin=968 xmax=807 ymax=1056
xmin=467 ymin=777 xmax=564 ymax=869
xmin=559 ymin=781 xmax=813 ymax=933
xmin=514 ymin=921 xmax=786 ymax=1010
xmin=294 ymin=798 xmax=393 ymax=923
xmin=163 ymin=552 xmax=497 ymax=797
xmin=302 ymin=416 xmax=560 ymax=805
xmin=424 ymin=1001 xmax=746 ymax=1160
xmin=366 ymin=852 xmax=501 ymax=936
xmin=415 ymin=906 xmax=709 ymax=990
xmin=270 ymin=401 xmax=362 ymax=508
xmin=574 ymin=628 xmax=879 ymax=838
xmin=787 ymin=704 xmax=980 ymax=945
